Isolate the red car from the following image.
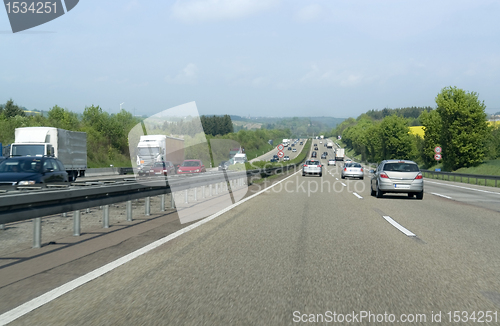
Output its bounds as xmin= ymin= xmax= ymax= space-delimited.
xmin=148 ymin=161 xmax=176 ymax=176
xmin=177 ymin=160 xmax=206 ymax=174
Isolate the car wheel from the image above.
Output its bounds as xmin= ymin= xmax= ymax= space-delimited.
xmin=376 ymin=184 xmax=384 ymax=198
xmin=360 ymin=177 xmax=364 ymax=180
xmin=341 ymin=175 xmax=345 ymax=179
xmin=370 ymin=185 xmax=376 ymax=196
xmin=302 ymin=172 xmax=305 ymax=176
xmin=416 ymin=191 xmax=424 ymax=200
xmin=319 ymin=173 xmax=322 ymax=177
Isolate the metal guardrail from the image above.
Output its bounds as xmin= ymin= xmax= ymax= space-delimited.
xmin=421 ymin=169 xmax=500 ymax=187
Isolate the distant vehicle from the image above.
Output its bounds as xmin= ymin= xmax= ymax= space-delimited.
xmin=291 ymin=143 xmax=295 ymax=147
xmin=273 ymin=154 xmax=279 ymax=161
xmin=335 ymin=148 xmax=345 ymax=161
xmin=177 ymin=160 xmax=206 ymax=174
xmin=371 ymin=160 xmax=423 ymax=199
xmin=311 ymin=151 xmax=317 ymax=158
xmin=292 ymin=148 xmax=297 ymax=152
xmin=341 ymin=162 xmax=364 ymax=180
xmin=321 ymin=153 xmax=327 ymax=159
xmin=328 ymin=159 xmax=336 ymax=166
xmin=136 ymin=135 xmax=184 ymax=173
xmin=232 ymin=153 xmax=247 ymax=164
xmin=302 ymin=159 xmax=322 ymax=177
xmin=283 ymin=155 xmax=290 ymax=161
xmin=319 ymin=141 xmax=322 ymax=144
xmin=218 ymin=160 xmax=230 ymax=171
xmin=314 ymin=147 xmax=319 ymax=150
xmin=149 ymin=161 xmax=175 ymax=176
xmin=11 ymin=127 xmax=87 ymax=181
xmin=300 ymin=142 xmax=303 ymax=145
xmin=327 ymin=141 xmax=334 ymax=148
xmin=288 ymin=147 xmax=292 ymax=151
xmin=270 ymin=158 xmax=279 ymax=163
xmin=323 ymin=151 xmax=328 ymax=156
xmin=0 ymin=156 xmax=69 ymax=187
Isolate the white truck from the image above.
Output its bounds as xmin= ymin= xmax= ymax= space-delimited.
xmin=327 ymin=141 xmax=334 ymax=149
xmin=10 ymin=127 xmax=87 ymax=181
xmin=136 ymin=135 xmax=184 ymax=171
xmin=232 ymin=153 xmax=247 ymax=164
xmin=282 ymin=139 xmax=289 ymax=147
xmin=335 ymin=148 xmax=345 ymax=161
xmin=320 ymin=135 xmax=324 ymax=139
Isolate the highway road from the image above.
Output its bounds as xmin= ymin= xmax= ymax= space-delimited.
xmin=2 ymin=141 xmax=500 ymax=325
xmin=250 ymin=139 xmax=306 ymax=163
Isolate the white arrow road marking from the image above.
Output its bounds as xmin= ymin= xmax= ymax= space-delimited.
xmin=431 ymin=192 xmax=452 ymax=199
xmin=383 ymin=216 xmax=416 ymax=237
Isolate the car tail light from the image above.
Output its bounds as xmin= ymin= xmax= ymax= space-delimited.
xmin=303 ymin=164 xmax=307 ymax=167
xmin=380 ymin=172 xmax=389 ymax=178
xmin=318 ymin=165 xmax=321 ymax=167
xmin=360 ymin=168 xmax=363 ymax=172
xmin=344 ymin=167 xmax=347 ymax=171
xmin=415 ymin=173 xmax=423 ymax=179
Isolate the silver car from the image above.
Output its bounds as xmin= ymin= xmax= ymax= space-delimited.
xmin=341 ymin=162 xmax=364 ymax=179
xmin=370 ymin=160 xmax=423 ymax=199
xmin=302 ymin=160 xmax=322 ymax=177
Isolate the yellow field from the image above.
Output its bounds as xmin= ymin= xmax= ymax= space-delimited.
xmin=409 ymin=121 xmax=499 ymax=138
xmin=408 ymin=126 xmax=425 ymax=137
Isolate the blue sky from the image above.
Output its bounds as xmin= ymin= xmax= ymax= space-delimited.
xmin=1 ymin=0 xmax=500 ymax=118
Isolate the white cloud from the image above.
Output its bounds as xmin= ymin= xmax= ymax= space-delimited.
xmin=165 ymin=63 xmax=199 ymax=84
xmin=296 ymin=4 xmax=323 ymax=22
xmin=171 ymin=0 xmax=280 ymax=23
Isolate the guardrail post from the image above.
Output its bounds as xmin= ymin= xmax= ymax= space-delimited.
xmin=202 ymin=186 xmax=205 ymax=198
xmin=73 ymin=210 xmax=81 ymax=236
xmin=160 ymin=195 xmax=165 ymax=211
xmin=215 ymin=183 xmax=218 ymax=194
xmin=33 ymin=218 xmax=41 ymax=248
xmin=86 ymin=208 xmax=90 ymax=213
xmin=103 ymin=205 xmax=110 ymax=228
xmin=62 ymin=212 xmax=67 ymax=217
xmin=0 ymin=224 xmax=4 ymax=230
xmin=171 ymin=193 xmax=176 ymax=208
xmin=194 ymin=188 xmax=197 ymax=201
xmin=127 ymin=200 xmax=132 ymax=221
xmin=145 ymin=197 xmax=151 ymax=216
xmin=210 ymin=184 xmax=212 ymax=196
xmin=185 ymin=190 xmax=188 ymax=203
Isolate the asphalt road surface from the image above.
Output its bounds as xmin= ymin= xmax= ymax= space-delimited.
xmin=2 ymin=145 xmax=500 ymax=325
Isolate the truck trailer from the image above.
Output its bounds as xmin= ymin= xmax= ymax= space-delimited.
xmin=10 ymin=127 xmax=87 ymax=181
xmin=335 ymin=148 xmax=345 ymax=161
xmin=136 ymin=135 xmax=184 ymax=170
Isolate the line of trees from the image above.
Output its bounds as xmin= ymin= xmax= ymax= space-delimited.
xmin=336 ymin=87 xmax=496 ymax=171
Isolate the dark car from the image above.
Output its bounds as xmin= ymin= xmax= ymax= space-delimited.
xmin=0 ymin=156 xmax=69 ymax=187
xmin=321 ymin=153 xmax=327 ymax=159
xmin=288 ymin=147 xmax=292 ymax=151
xmin=149 ymin=161 xmax=176 ymax=176
xmin=270 ymin=158 xmax=279 ymax=163
xmin=177 ymin=160 xmax=206 ymax=174
xmin=323 ymin=151 xmax=328 ymax=156
xmin=218 ymin=160 xmax=230 ymax=171
xmin=311 ymin=151 xmax=317 ymax=158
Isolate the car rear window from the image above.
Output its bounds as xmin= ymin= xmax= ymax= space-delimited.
xmin=306 ymin=160 xmax=320 ymax=165
xmin=352 ymin=163 xmax=362 ymax=168
xmin=383 ymin=163 xmax=419 ymax=172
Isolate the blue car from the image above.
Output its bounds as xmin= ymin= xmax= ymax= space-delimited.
xmin=0 ymin=157 xmax=69 ymax=187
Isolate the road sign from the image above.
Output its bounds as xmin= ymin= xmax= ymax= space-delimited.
xmin=277 ymin=151 xmax=284 ymax=158
xmin=277 ymin=144 xmax=284 ymax=151
xmin=434 ymin=146 xmax=442 ymax=154
xmin=434 ymin=153 xmax=442 ymax=161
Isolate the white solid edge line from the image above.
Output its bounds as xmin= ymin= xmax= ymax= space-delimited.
xmin=0 ymin=170 xmax=302 ymax=325
xmin=382 ymin=216 xmax=416 ymax=237
xmin=431 ymin=192 xmax=452 ymax=199
xmin=353 ymin=192 xmax=363 ymax=199
xmin=425 ymin=180 xmax=500 ymax=195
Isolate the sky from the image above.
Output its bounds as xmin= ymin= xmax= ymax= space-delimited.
xmin=1 ymin=0 xmax=500 ymax=118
